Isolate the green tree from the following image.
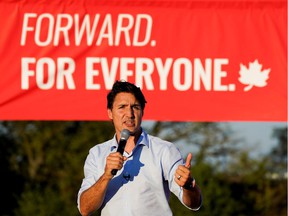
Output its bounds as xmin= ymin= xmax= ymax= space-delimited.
xmin=269 ymin=126 xmax=287 ymax=177
xmin=147 ymin=122 xmax=240 ymax=166
xmin=1 ymin=121 xmax=286 ymax=216
xmin=0 ymin=121 xmax=114 ymax=216
xmin=0 ymin=123 xmax=24 ymax=216
xmin=147 ymin=122 xmax=242 ymax=215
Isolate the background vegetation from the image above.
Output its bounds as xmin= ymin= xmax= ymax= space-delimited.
xmin=0 ymin=121 xmax=286 ymax=216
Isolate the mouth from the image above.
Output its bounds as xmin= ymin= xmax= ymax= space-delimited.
xmin=124 ymin=120 xmax=135 ymax=127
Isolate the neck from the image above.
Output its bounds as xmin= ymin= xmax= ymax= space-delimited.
xmin=125 ymin=129 xmax=141 ymax=154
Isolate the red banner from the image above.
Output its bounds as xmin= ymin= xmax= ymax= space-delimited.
xmin=0 ymin=0 xmax=286 ymax=121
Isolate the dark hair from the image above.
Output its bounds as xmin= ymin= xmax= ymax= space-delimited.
xmin=107 ymin=81 xmax=147 ymax=110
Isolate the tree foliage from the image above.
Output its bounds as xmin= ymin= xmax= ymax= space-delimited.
xmin=1 ymin=121 xmax=114 ymax=215
xmin=0 ymin=121 xmax=286 ymax=216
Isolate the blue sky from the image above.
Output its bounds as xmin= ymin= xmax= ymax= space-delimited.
xmin=227 ymin=122 xmax=287 ymax=157
xmin=143 ymin=121 xmax=287 ymax=158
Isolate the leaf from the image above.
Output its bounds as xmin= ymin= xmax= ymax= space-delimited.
xmin=238 ymin=60 xmax=270 ymax=91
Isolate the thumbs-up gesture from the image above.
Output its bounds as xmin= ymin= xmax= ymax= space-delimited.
xmin=174 ymin=153 xmax=195 ymax=188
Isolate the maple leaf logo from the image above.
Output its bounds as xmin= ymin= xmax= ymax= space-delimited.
xmin=238 ymin=60 xmax=270 ymax=91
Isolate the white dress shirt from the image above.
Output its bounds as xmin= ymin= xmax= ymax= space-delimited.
xmin=78 ymin=129 xmax=194 ymax=216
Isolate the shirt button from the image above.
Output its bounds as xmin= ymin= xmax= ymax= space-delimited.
xmin=123 ymin=172 xmax=130 ymax=180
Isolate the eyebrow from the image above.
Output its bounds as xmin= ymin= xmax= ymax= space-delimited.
xmin=116 ymin=102 xmax=141 ymax=108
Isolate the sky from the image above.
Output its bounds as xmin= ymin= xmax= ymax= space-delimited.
xmin=227 ymin=121 xmax=287 ymax=157
xmin=143 ymin=121 xmax=287 ymax=158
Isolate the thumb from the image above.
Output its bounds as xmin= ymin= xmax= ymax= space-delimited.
xmin=185 ymin=153 xmax=192 ymax=168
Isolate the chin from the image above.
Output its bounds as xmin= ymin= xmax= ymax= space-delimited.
xmin=131 ymin=127 xmax=142 ymax=135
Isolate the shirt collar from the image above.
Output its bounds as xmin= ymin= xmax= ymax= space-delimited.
xmin=136 ymin=129 xmax=149 ymax=148
xmin=110 ymin=128 xmax=149 ymax=150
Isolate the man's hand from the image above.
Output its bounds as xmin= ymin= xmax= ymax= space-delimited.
xmin=80 ymin=152 xmax=127 ymax=215
xmin=175 ymin=153 xmax=202 ymax=209
xmin=104 ymin=152 xmax=127 ymax=179
xmin=174 ymin=153 xmax=195 ymax=188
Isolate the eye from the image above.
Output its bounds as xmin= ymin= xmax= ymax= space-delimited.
xmin=132 ymin=105 xmax=141 ymax=110
xmin=118 ymin=105 xmax=125 ymax=109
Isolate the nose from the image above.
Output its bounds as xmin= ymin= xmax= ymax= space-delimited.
xmin=126 ymin=106 xmax=135 ymax=118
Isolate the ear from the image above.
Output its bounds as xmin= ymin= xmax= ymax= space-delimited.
xmin=107 ymin=109 xmax=113 ymax=120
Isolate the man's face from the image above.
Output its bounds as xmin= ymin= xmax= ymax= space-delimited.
xmin=108 ymin=92 xmax=143 ymax=137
